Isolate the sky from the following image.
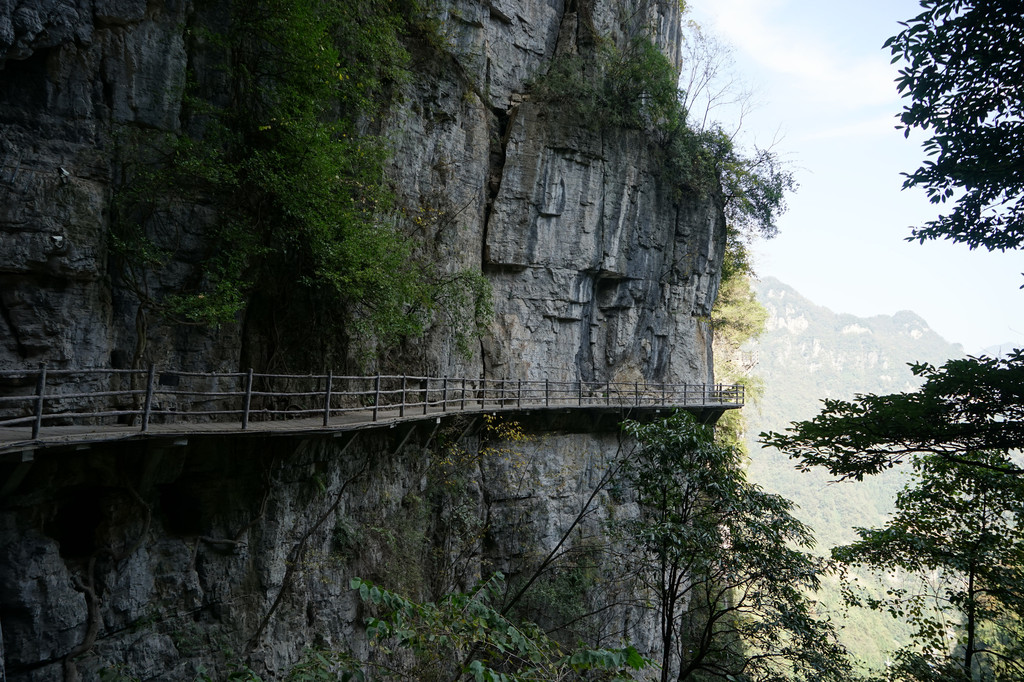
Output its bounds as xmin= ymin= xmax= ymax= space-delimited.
xmin=687 ymin=0 xmax=1024 ymax=355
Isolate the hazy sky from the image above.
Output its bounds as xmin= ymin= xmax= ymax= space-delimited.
xmin=688 ymin=0 xmax=1024 ymax=354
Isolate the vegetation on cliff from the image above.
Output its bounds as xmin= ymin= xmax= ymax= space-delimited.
xmin=529 ymin=32 xmax=793 ymax=241
xmin=112 ymin=0 xmax=491 ymax=369
xmin=527 ymin=8 xmax=785 ymax=455
xmin=345 ymin=574 xmax=650 ymax=681
xmin=93 ymin=1 xmax=813 ymax=680
xmin=710 ymin=239 xmax=768 ymax=453
xmin=84 ymin=0 xmax=1024 ymax=679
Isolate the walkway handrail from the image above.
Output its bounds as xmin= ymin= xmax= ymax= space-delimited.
xmin=0 ymin=365 xmax=744 ymax=439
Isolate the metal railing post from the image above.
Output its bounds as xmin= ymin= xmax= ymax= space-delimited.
xmin=373 ymin=375 xmax=381 ymax=421
xmin=423 ymin=378 xmax=428 ymax=415
xmin=545 ymin=378 xmax=549 ymax=407
xmin=400 ymin=376 xmax=406 ymax=418
xmin=442 ymin=377 xmax=448 ymax=412
xmin=31 ymin=362 xmax=46 ymax=439
xmin=578 ymin=380 xmax=583 ymax=406
xmin=635 ymin=381 xmax=639 ymax=406
xmin=141 ymin=364 xmax=156 ymax=432
xmin=517 ymin=380 xmax=522 ymax=408
xmin=242 ymin=368 xmax=253 ymax=429
xmin=481 ymin=378 xmax=486 ymax=408
xmin=323 ymin=370 xmax=333 ymax=427
xmin=461 ymin=377 xmax=466 ymax=410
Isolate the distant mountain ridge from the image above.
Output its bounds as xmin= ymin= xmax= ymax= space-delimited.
xmin=752 ymin=277 xmax=964 ymax=420
xmin=982 ymin=342 xmax=1023 ymax=357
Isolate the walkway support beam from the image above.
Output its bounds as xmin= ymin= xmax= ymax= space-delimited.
xmin=141 ymin=364 xmax=156 ymax=432
xmin=323 ymin=371 xmax=333 ymax=427
xmin=242 ymin=369 xmax=254 ymax=429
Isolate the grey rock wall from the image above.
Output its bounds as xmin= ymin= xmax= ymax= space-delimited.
xmin=0 ymin=416 xmax=648 ymax=680
xmin=0 ymin=0 xmax=723 ymax=388
xmin=0 ymin=0 xmax=221 ymax=373
xmin=481 ymin=102 xmax=721 ymax=384
xmin=386 ymin=0 xmax=723 ymax=382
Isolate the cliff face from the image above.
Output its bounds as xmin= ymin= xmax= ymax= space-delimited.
xmin=0 ymin=0 xmax=724 ymax=385
xmin=0 ymin=2 xmax=727 ymax=679
xmin=0 ymin=0 xmax=200 ymax=370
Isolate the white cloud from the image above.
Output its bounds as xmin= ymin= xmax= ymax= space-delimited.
xmin=689 ymin=0 xmax=899 ymax=111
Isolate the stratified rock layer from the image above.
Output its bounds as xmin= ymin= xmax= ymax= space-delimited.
xmin=482 ymin=101 xmax=720 ymax=384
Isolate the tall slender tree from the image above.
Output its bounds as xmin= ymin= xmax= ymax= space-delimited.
xmin=619 ymin=412 xmax=851 ymax=682
xmin=833 ymin=451 xmax=1024 ymax=681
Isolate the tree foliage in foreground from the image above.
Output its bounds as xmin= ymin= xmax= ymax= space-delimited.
xmin=763 ymin=349 xmax=1024 ymax=679
xmin=620 ymin=413 xmax=851 ymax=682
xmin=886 ymin=0 xmax=1024 ymax=251
xmin=834 ymin=451 xmax=1024 ymax=681
xmin=761 ymin=350 xmax=1024 ymax=480
xmin=345 ymin=574 xmax=650 ymax=681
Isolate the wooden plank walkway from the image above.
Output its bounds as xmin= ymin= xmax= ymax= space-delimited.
xmin=0 ymin=366 xmax=743 ymax=454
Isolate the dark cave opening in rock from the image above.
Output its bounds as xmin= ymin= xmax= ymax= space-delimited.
xmin=45 ymin=488 xmax=103 ymax=559
xmin=159 ymin=481 xmax=205 ymax=537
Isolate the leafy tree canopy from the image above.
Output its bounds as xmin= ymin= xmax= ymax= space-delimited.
xmin=762 ymin=350 xmax=1024 ymax=480
xmin=886 ymin=0 xmax=1024 ymax=251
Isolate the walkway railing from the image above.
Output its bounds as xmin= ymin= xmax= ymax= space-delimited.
xmin=0 ymin=366 xmax=744 ymax=440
